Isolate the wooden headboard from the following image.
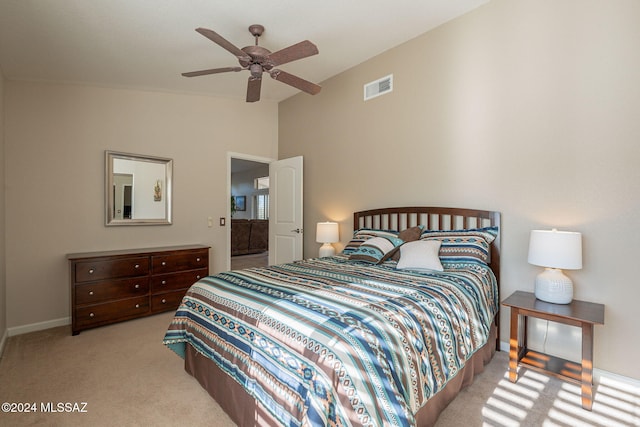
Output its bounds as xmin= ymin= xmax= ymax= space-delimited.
xmin=354 ymin=206 xmax=502 ymax=349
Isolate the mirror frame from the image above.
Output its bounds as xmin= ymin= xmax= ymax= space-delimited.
xmin=105 ymin=150 xmax=173 ymax=226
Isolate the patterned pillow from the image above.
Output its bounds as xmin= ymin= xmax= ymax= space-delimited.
xmin=420 ymin=226 xmax=498 ymax=265
xmin=348 ymin=236 xmax=404 ymax=263
xmin=396 ymin=240 xmax=444 ymax=272
xmin=341 ymin=228 xmax=399 ymax=254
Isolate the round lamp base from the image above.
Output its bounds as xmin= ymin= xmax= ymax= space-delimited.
xmin=319 ymin=243 xmax=336 ymax=258
xmin=534 ymin=268 xmax=573 ymax=304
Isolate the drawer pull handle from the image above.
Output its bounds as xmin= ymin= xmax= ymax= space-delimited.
xmin=161 ymin=280 xmax=167 ymax=285
xmin=196 ymin=275 xmax=201 ymax=279
xmin=88 ymin=291 xmax=94 ymax=296
xmin=135 ymin=304 xmax=140 ymax=308
xmin=134 ymin=284 xmax=140 ymax=289
xmin=196 ymin=257 xmax=201 ymax=262
xmin=134 ymin=264 xmax=140 ymax=269
xmin=162 ymin=261 xmax=166 ymax=266
xmin=88 ymin=269 xmax=94 ymax=274
xmin=89 ymin=312 xmax=95 ymax=318
xmin=162 ymin=299 xmax=167 ymax=304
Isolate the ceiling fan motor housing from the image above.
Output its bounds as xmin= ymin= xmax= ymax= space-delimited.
xmin=240 ymin=45 xmax=272 ymax=70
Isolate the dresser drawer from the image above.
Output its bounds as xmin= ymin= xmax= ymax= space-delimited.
xmin=75 ymin=256 xmax=149 ymax=283
xmin=75 ymin=278 xmax=149 ymax=305
xmin=74 ymin=296 xmax=150 ymax=328
xmin=151 ymin=268 xmax=207 ymax=293
xmin=151 ymin=290 xmax=187 ymax=313
xmin=152 ymin=249 xmax=208 ymax=274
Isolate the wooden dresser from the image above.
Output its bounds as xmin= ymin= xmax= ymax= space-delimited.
xmin=68 ymin=244 xmax=209 ymax=335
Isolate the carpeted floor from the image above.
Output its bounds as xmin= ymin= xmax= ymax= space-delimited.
xmin=0 ymin=312 xmax=235 ymax=427
xmin=0 ymin=312 xmax=638 ymax=426
xmin=231 ymin=252 xmax=268 ymax=270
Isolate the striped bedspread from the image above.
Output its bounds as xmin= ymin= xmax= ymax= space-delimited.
xmin=163 ymin=255 xmax=498 ymax=427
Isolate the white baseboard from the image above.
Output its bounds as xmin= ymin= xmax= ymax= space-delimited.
xmin=7 ymin=316 xmax=70 ymax=337
xmin=593 ymin=366 xmax=640 ymax=389
xmin=498 ymin=340 xmax=640 ymax=388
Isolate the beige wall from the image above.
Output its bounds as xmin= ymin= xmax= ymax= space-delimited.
xmin=4 ymin=81 xmax=277 ymax=330
xmin=279 ymin=0 xmax=640 ymax=379
xmin=0 ymin=67 xmax=6 ymax=343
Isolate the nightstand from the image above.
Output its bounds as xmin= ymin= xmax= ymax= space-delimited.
xmin=502 ymin=291 xmax=605 ymax=410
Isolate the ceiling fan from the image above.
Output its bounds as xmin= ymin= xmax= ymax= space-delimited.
xmin=182 ymin=24 xmax=321 ymax=102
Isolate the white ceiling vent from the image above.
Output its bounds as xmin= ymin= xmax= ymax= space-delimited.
xmin=364 ymin=74 xmax=393 ymax=101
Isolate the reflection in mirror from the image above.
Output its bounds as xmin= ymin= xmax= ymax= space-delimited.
xmin=105 ymin=151 xmax=173 ymax=226
xmin=113 ymin=174 xmax=133 ymax=219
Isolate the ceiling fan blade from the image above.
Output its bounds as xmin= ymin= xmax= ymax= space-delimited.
xmin=267 ymin=40 xmax=319 ymax=67
xmin=182 ymin=67 xmax=243 ymax=77
xmin=270 ymin=70 xmax=321 ymax=95
xmin=246 ymin=77 xmax=262 ymax=102
xmin=195 ymin=28 xmax=251 ymax=61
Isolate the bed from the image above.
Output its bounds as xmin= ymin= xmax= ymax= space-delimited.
xmin=164 ymin=206 xmax=501 ymax=426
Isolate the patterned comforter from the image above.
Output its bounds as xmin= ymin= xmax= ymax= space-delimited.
xmin=163 ymin=255 xmax=498 ymax=427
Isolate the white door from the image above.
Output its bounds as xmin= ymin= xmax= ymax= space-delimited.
xmin=269 ymin=156 xmax=303 ymax=265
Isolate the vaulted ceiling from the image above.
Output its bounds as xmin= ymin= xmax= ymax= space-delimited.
xmin=0 ymin=0 xmax=488 ymax=102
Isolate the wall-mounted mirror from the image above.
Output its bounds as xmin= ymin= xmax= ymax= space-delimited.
xmin=105 ymin=151 xmax=173 ymax=226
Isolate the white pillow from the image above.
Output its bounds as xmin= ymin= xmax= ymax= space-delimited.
xmin=396 ymin=240 xmax=444 ymax=272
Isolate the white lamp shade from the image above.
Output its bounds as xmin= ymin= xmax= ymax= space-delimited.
xmin=528 ymin=229 xmax=582 ymax=270
xmin=528 ymin=229 xmax=582 ymax=304
xmin=316 ymin=222 xmax=339 ymax=243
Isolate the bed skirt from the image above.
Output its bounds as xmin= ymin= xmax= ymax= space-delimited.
xmin=184 ymin=323 xmax=497 ymax=427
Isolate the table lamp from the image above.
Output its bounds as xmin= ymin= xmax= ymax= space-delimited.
xmin=316 ymin=222 xmax=339 ymax=257
xmin=528 ymin=229 xmax=582 ymax=304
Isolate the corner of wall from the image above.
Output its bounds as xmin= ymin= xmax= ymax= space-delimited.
xmin=0 ymin=329 xmax=6 ymax=358
xmin=0 ymin=65 xmax=7 ymax=345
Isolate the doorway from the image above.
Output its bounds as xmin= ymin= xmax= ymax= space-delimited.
xmin=113 ymin=173 xmax=133 ymax=220
xmin=228 ymin=154 xmax=273 ymax=270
